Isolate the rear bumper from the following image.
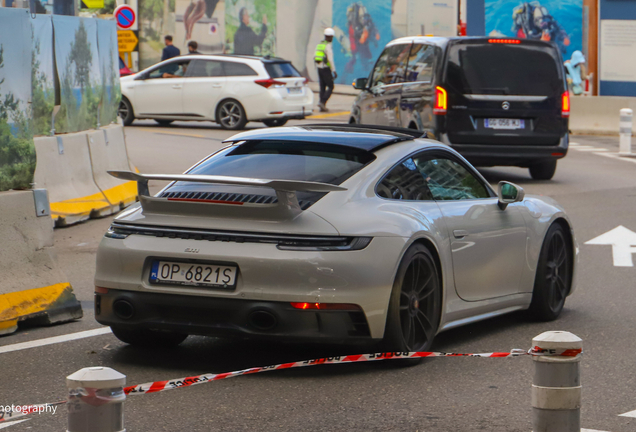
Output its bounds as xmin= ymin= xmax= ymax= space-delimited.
xmin=441 ymin=133 xmax=569 ymax=167
xmin=95 ymin=289 xmax=373 ymax=343
xmin=256 ymin=109 xmax=314 ymax=121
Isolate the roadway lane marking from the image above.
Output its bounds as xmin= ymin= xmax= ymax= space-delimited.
xmin=309 ymin=111 xmax=350 ymax=119
xmin=575 ymin=148 xmax=609 ymax=152
xmin=581 ymin=429 xmax=610 ymax=432
xmin=0 ymin=420 xmax=29 ymax=429
xmin=585 ymin=226 xmax=636 ymax=267
xmin=619 ymin=409 xmax=636 ymax=417
xmin=0 ymin=327 xmax=112 ymax=355
xmin=139 ymin=128 xmax=208 ymax=139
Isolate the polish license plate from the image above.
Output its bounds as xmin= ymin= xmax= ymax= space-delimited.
xmin=287 ymin=87 xmax=303 ymax=94
xmin=150 ymin=260 xmax=237 ymax=288
xmin=485 ymin=118 xmax=524 ymax=129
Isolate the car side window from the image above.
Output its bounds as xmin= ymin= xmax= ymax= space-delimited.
xmin=412 ymin=155 xmax=490 ymax=200
xmin=406 ymin=44 xmax=436 ymax=83
xmin=223 ymin=62 xmax=258 ymax=77
xmin=377 ymin=157 xmax=433 ymax=201
xmin=188 ymin=60 xmax=224 ymax=77
xmin=370 ymin=44 xmax=411 ymax=88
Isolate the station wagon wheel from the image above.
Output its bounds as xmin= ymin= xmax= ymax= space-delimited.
xmin=217 ymin=99 xmax=247 ymax=130
xmin=119 ymin=97 xmax=135 ymax=126
xmin=527 ymin=223 xmax=572 ymax=321
xmin=382 ymin=244 xmax=441 ymax=354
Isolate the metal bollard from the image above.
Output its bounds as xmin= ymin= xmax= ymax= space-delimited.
xmin=66 ymin=367 xmax=126 ymax=432
xmin=619 ymin=108 xmax=633 ymax=156
xmin=531 ymin=331 xmax=582 ymax=432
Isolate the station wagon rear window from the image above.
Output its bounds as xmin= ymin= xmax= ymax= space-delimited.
xmin=265 ymin=62 xmax=302 ymax=78
xmin=445 ymin=42 xmax=562 ymax=96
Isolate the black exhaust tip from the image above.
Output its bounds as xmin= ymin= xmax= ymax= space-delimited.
xmin=248 ymin=310 xmax=278 ymax=331
xmin=113 ymin=299 xmax=135 ymax=320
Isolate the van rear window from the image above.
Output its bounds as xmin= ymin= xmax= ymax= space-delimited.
xmin=445 ymin=43 xmax=562 ymax=96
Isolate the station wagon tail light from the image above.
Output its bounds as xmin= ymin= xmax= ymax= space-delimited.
xmin=255 ymin=78 xmax=286 ymax=88
xmin=561 ymin=91 xmax=570 ymax=117
xmin=290 ymin=302 xmax=362 ymax=311
xmin=488 ymin=39 xmax=521 ymax=44
xmin=434 ymin=86 xmax=447 ymax=115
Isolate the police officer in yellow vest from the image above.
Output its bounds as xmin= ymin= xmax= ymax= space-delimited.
xmin=315 ymin=28 xmax=337 ymax=112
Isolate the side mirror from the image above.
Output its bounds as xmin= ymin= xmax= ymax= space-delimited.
xmin=497 ymin=181 xmax=525 ymax=210
xmin=353 ymin=77 xmax=368 ymax=90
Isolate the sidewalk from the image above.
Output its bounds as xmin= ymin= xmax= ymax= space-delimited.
xmin=309 ymin=90 xmax=355 ymax=120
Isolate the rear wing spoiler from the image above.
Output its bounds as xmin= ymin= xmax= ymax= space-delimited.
xmin=108 ymin=170 xmax=346 ymax=215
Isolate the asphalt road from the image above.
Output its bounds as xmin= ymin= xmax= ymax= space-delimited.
xmin=2 ymin=102 xmax=636 ymax=431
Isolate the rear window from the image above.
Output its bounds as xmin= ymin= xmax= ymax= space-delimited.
xmin=265 ymin=62 xmax=301 ymax=78
xmin=174 ymin=141 xmax=375 ymax=208
xmin=445 ymin=42 xmax=563 ymax=96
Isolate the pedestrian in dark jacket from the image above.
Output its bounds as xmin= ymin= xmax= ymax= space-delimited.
xmin=233 ymin=7 xmax=267 ymax=55
xmin=162 ymin=35 xmax=181 ymax=61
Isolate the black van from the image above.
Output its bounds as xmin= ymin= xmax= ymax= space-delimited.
xmin=350 ymin=37 xmax=569 ymax=180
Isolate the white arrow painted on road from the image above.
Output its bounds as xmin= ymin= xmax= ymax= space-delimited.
xmin=585 ymin=226 xmax=636 ymax=267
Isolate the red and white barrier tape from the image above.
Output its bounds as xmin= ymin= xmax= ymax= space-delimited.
xmin=124 ymin=347 xmax=582 ymax=396
xmin=0 ymin=346 xmax=582 ymax=423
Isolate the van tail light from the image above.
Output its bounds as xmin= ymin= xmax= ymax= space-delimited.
xmin=561 ymin=91 xmax=570 ymax=117
xmin=255 ymin=78 xmax=285 ymax=88
xmin=488 ymin=38 xmax=521 ymax=44
xmin=434 ymin=86 xmax=447 ymax=115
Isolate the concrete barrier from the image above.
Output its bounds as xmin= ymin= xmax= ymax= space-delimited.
xmin=570 ymin=96 xmax=636 ymax=136
xmin=0 ymin=190 xmax=82 ymax=335
xmin=87 ymin=126 xmax=137 ymax=215
xmin=33 ymin=133 xmax=111 ymax=227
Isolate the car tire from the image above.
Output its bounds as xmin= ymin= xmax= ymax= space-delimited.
xmin=380 ymin=243 xmax=441 ymax=355
xmin=527 ymin=223 xmax=572 ymax=321
xmin=217 ymin=99 xmax=247 ymax=130
xmin=263 ymin=118 xmax=288 ymax=127
xmin=111 ymin=326 xmax=188 ymax=347
xmin=529 ymin=160 xmax=557 ymax=180
xmin=119 ymin=97 xmax=135 ymax=126
xmin=155 ymin=119 xmax=174 ymax=126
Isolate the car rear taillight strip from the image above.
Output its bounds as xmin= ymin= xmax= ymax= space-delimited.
xmin=107 ymin=222 xmax=372 ymax=251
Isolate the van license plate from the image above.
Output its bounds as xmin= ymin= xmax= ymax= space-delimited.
xmin=150 ymin=261 xmax=237 ymax=288
xmin=485 ymin=118 xmax=524 ymax=130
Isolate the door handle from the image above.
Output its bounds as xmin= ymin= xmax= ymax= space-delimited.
xmin=172 ymin=85 xmax=182 ymax=89
xmin=212 ymin=84 xmax=222 ymax=88
xmin=453 ymin=230 xmax=469 ymax=239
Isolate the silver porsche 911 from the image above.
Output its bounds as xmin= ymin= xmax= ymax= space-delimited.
xmin=95 ymin=125 xmax=577 ymax=352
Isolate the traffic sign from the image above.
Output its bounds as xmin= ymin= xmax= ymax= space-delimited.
xmin=117 ymin=30 xmax=138 ymax=52
xmin=80 ymin=0 xmax=104 ymax=8
xmin=114 ymin=5 xmax=136 ymax=30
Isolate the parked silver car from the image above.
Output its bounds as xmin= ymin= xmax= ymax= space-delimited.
xmin=95 ymin=125 xmax=577 ymax=352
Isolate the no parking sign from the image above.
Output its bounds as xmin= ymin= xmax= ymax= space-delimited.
xmin=114 ymin=5 xmax=136 ymax=30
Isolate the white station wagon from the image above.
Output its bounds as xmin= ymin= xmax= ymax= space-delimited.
xmin=119 ymin=55 xmax=313 ymax=130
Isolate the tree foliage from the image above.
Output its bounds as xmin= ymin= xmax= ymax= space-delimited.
xmin=0 ymin=44 xmax=36 ymax=191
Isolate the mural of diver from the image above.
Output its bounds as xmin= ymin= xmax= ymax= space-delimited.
xmin=512 ymin=1 xmax=570 ymax=54
xmin=343 ymin=2 xmax=380 ymax=74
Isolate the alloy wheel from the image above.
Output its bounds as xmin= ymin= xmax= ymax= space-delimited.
xmin=118 ymin=100 xmax=128 ymax=119
xmin=220 ymin=102 xmax=242 ymax=128
xmin=545 ymin=230 xmax=569 ymax=312
xmin=399 ymin=255 xmax=439 ymax=351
